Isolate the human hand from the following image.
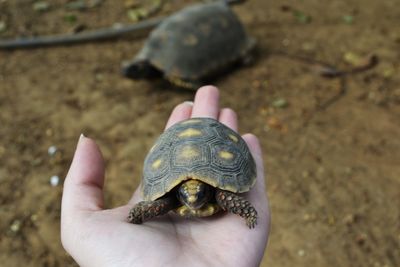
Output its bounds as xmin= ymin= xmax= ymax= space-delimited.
xmin=61 ymin=86 xmax=270 ymax=267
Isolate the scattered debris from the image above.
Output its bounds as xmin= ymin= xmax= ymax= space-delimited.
xmin=343 ymin=213 xmax=360 ymax=226
xmin=382 ymin=66 xmax=395 ymax=79
xmin=127 ymin=8 xmax=150 ymax=22
xmin=10 ymin=219 xmax=22 ymax=233
xmin=33 ymin=1 xmax=50 ymax=12
xmin=266 ymin=117 xmax=288 ymax=133
xmin=66 ymin=0 xmax=87 ymax=11
xmin=297 ymin=249 xmax=305 ymax=257
xmin=31 ymin=158 xmax=43 ymax=166
xmin=342 ymin=15 xmax=354 ymax=24
xmin=301 ymin=42 xmax=316 ymax=52
xmin=343 ymin=52 xmax=364 ymax=66
xmin=127 ymin=0 xmax=164 ymax=22
xmin=88 ymin=0 xmax=103 ymax=8
xmin=45 ymin=128 xmax=53 ymax=137
xmin=272 ymin=98 xmax=288 ymax=108
xmin=303 ymin=213 xmax=317 ymax=222
xmin=50 ymin=175 xmax=60 ymax=187
xmin=30 ymin=214 xmax=39 ymax=222
xmin=350 ymin=53 xmax=378 ymax=72
xmin=0 ymin=21 xmax=6 ymax=34
xmin=47 ymin=145 xmax=57 ymax=156
xmin=355 ymin=233 xmax=367 ymax=246
xmin=70 ymin=24 xmax=87 ymax=33
xmin=293 ymin=10 xmax=312 ymax=24
xmin=280 ymin=5 xmax=291 ymax=12
xmin=327 ymin=214 xmax=336 ymax=225
xmin=343 ymin=53 xmax=378 ymax=71
xmin=125 ymin=0 xmax=140 ymax=9
xmin=64 ymin=14 xmax=78 ymax=24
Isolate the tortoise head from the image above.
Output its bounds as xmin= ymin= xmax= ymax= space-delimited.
xmin=177 ymin=180 xmax=212 ymax=210
xmin=121 ymin=59 xmax=161 ymax=79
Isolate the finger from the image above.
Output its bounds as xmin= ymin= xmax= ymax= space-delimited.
xmin=218 ymin=108 xmax=238 ymax=132
xmin=191 ymin=85 xmax=220 ymax=119
xmin=62 ymin=135 xmax=105 ymax=216
xmin=165 ymin=101 xmax=193 ymax=130
xmin=242 ymin=134 xmax=268 ymax=204
xmin=242 ymin=133 xmax=270 ymax=232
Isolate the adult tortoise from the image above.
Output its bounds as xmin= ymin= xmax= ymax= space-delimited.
xmin=122 ymin=1 xmax=256 ymax=89
xmin=128 ymin=117 xmax=258 ymax=228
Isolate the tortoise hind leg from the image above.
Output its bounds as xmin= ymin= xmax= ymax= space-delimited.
xmin=128 ymin=197 xmax=178 ymax=224
xmin=215 ymin=189 xmax=258 ymax=228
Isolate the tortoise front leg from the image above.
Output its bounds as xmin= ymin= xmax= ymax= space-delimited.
xmin=128 ymin=197 xmax=178 ymax=224
xmin=215 ymin=189 xmax=258 ymax=229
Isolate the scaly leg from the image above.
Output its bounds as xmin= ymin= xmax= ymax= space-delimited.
xmin=215 ymin=189 xmax=258 ymax=228
xmin=128 ymin=197 xmax=178 ymax=224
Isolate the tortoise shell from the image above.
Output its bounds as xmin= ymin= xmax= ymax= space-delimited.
xmin=123 ymin=2 xmax=255 ymax=87
xmin=142 ymin=117 xmax=257 ymax=201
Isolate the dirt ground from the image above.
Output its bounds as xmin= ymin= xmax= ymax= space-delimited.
xmin=0 ymin=0 xmax=399 ymax=266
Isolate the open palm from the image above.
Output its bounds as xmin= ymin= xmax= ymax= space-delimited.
xmin=61 ymin=86 xmax=270 ymax=267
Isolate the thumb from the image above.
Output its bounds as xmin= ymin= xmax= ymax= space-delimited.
xmin=62 ymin=134 xmax=105 ymax=218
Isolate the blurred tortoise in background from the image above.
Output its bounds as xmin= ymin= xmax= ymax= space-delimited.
xmin=0 ymin=1 xmax=254 ymax=89
xmin=128 ymin=117 xmax=258 ymax=228
xmin=122 ymin=1 xmax=256 ymax=89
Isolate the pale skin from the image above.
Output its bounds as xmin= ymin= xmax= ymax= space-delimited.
xmin=61 ymin=86 xmax=271 ymax=267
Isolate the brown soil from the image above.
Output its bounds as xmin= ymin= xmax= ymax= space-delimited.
xmin=1 ymin=0 xmax=399 ymax=266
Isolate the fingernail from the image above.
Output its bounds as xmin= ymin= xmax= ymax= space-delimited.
xmin=183 ymin=101 xmax=194 ymax=106
xmin=79 ymin=133 xmax=86 ymax=142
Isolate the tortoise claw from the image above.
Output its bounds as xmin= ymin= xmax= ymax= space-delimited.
xmin=246 ymin=215 xmax=257 ymax=229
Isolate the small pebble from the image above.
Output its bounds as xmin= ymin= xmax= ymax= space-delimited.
xmin=0 ymin=21 xmax=6 ymax=33
xmin=127 ymin=8 xmax=149 ymax=22
xmin=48 ymin=145 xmax=57 ymax=156
xmin=342 ymin=15 xmax=354 ymax=24
xmin=343 ymin=214 xmax=358 ymax=225
xmin=45 ymin=128 xmax=53 ymax=137
xmin=10 ymin=220 xmax=22 ymax=233
xmin=50 ymin=175 xmax=60 ymax=187
xmin=298 ymin=249 xmax=305 ymax=257
xmin=382 ymin=67 xmax=395 ymax=79
xmin=272 ymin=98 xmax=288 ymax=108
xmin=33 ymin=1 xmax=50 ymax=12
xmin=30 ymin=214 xmax=38 ymax=222
xmin=66 ymin=0 xmax=87 ymax=10
xmin=343 ymin=52 xmax=362 ymax=66
xmin=88 ymin=0 xmax=103 ymax=8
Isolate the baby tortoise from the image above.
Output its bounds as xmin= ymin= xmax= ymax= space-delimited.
xmin=122 ymin=1 xmax=255 ymax=89
xmin=128 ymin=117 xmax=258 ymax=228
